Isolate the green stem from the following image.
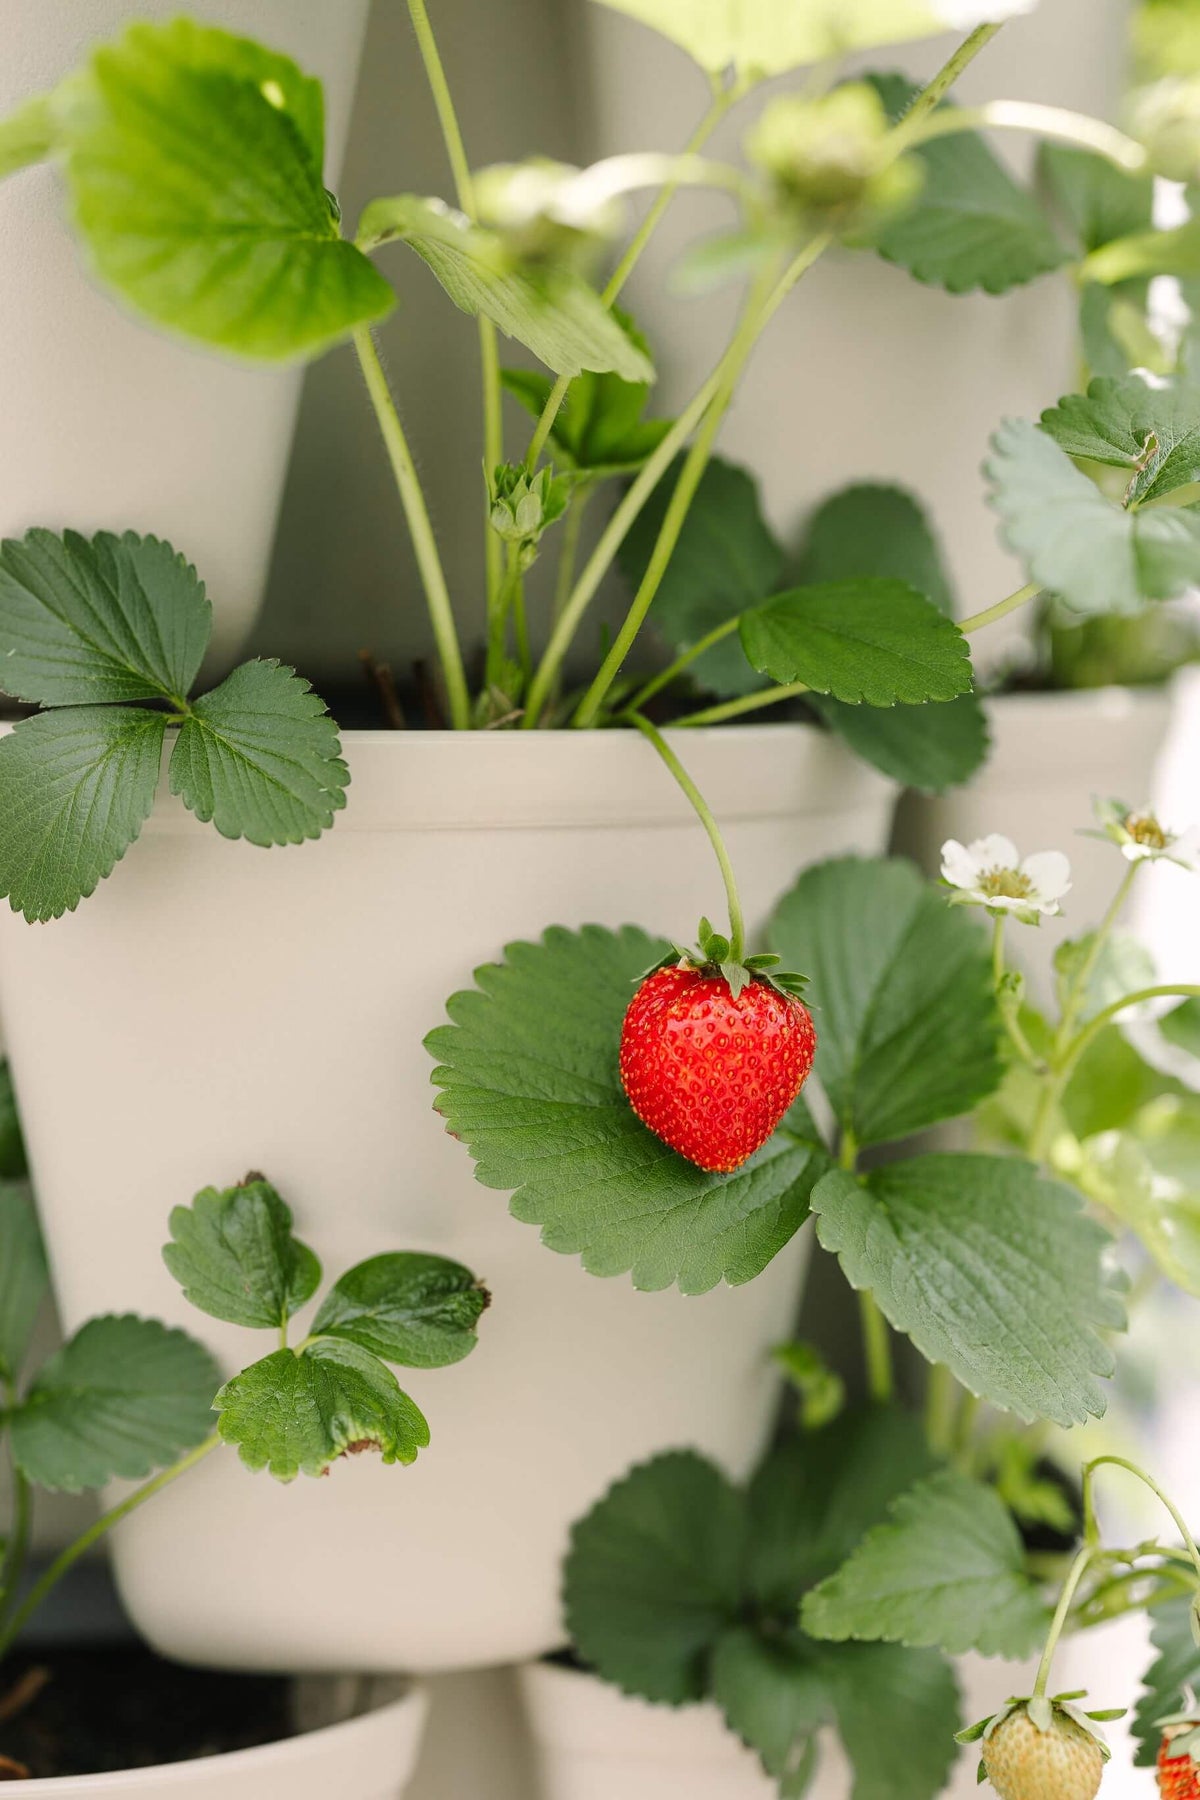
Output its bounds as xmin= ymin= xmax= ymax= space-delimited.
xmin=1034 ymin=1543 xmax=1096 ymax=1697
xmin=554 ymin=484 xmax=592 ymax=626
xmin=902 ymin=100 xmax=1147 ymax=173
xmin=674 ymin=681 xmax=811 ymax=730
xmin=626 ymin=618 xmax=743 ymax=714
xmin=926 ymin=1364 xmax=957 ymax=1456
xmin=1057 ymin=863 xmax=1140 ymax=1048
xmin=626 ymin=712 xmax=745 ymax=960
xmin=1083 ymin=1457 xmax=1200 ymax=1586
xmin=959 ymin=582 xmax=1042 ymax=637
xmin=859 ymin=1293 xmax=894 ymax=1405
xmin=0 ymin=1387 xmax=31 ymax=1634
xmin=953 ymin=1393 xmax=981 ymax=1467
xmin=1062 ymin=985 xmax=1200 ymax=1079
xmin=894 ymin=23 xmax=1006 ymax=130
xmin=511 ymin=552 xmax=531 ymax=684
xmin=0 ymin=1432 xmax=222 ymax=1658
xmin=354 ymin=328 xmax=471 ymax=731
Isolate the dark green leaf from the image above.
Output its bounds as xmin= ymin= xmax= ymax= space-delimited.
xmin=0 ymin=530 xmax=210 ymax=707
xmin=426 ymin=924 xmax=830 ymax=1293
xmin=501 ymin=311 xmax=670 ymax=473
xmin=770 ymin=857 xmax=1002 ymax=1147
xmin=802 ymin=1469 xmax=1049 ymax=1658
xmin=812 ymin=1155 xmax=1125 ymax=1425
xmin=162 ymin=1178 xmax=321 ymax=1331
xmin=1133 ymin=1597 xmax=1200 ymax=1766
xmin=563 ymin=1449 xmax=745 ymax=1703
xmin=864 ymin=75 xmax=1067 ymax=296
xmin=10 ymin=1314 xmax=219 ymax=1492
xmin=312 ymin=1252 xmax=486 ymax=1369
xmin=1061 ymin=1024 xmax=1183 ymax=1142
xmin=0 ymin=1062 xmax=28 ymax=1181
xmin=1038 ymin=143 xmax=1155 ymax=255
xmin=813 ymin=690 xmax=990 ymax=794
xmin=619 ymin=454 xmax=782 ymax=698
xmin=215 ymin=1338 xmax=429 ymax=1481
xmin=740 ymin=579 xmax=972 ymax=705
xmin=824 ymin=1641 xmax=961 ymax=1800
xmin=0 ymin=1184 xmax=46 ymax=1384
xmin=50 ymin=20 xmax=392 ymax=360
xmin=798 ymin=483 xmax=955 ymax=615
xmin=712 ymin=1629 xmax=828 ymax=1782
xmin=169 ymin=659 xmax=348 ymax=846
xmin=0 ymin=706 xmax=166 ymax=923
xmin=1162 ymin=997 xmax=1200 ymax=1059
xmin=358 ymin=196 xmax=651 ymax=380
xmin=0 ymin=96 xmax=55 ymax=181
xmin=1040 ymin=376 xmax=1200 ymax=507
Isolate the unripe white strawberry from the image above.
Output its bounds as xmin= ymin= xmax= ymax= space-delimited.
xmin=981 ymin=1700 xmax=1104 ymax=1800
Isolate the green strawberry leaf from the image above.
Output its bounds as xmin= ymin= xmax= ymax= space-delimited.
xmin=0 ymin=530 xmax=211 ymax=707
xmin=711 ymin=1630 xmax=828 ymax=1785
xmin=802 ymin=1468 xmax=1050 ymax=1658
xmin=312 ymin=1252 xmax=487 ymax=1369
xmin=863 ymin=74 xmax=1067 ymax=297
xmin=1038 ymin=144 xmax=1155 ymax=257
xmin=1060 ymin=1023 xmax=1183 ymax=1143
xmin=812 ymin=690 xmax=990 ymax=794
xmin=10 ymin=1314 xmax=219 ymax=1492
xmin=739 ymin=579 xmax=973 ymax=705
xmin=812 ymin=1155 xmax=1125 ymax=1425
xmin=426 ymin=923 xmax=830 ymax=1293
xmin=358 ymin=196 xmax=652 ymax=380
xmin=162 ymin=1177 xmax=321 ymax=1331
xmin=1134 ymin=1596 xmax=1200 ymax=1766
xmin=1055 ymin=931 xmax=1158 ymax=1028
xmin=822 ymin=1640 xmax=961 ymax=1800
xmin=769 ymin=856 xmax=1002 ymax=1147
xmin=988 ymin=417 xmax=1200 ymax=616
xmin=563 ymin=1449 xmax=747 ymax=1703
xmin=0 ymin=1062 xmax=28 ymax=1182
xmin=501 ymin=312 xmax=670 ymax=473
xmin=214 ymin=1338 xmax=429 ymax=1481
xmin=169 ymin=659 xmax=349 ymax=846
xmin=1162 ymin=997 xmax=1200 ymax=1059
xmin=1040 ymin=376 xmax=1200 ymax=507
xmin=1070 ymin=1092 xmax=1200 ymax=1297
xmin=48 ymin=20 xmax=393 ymax=359
xmin=798 ymin=483 xmax=955 ymax=615
xmin=0 ymin=706 xmax=166 ymax=923
xmin=1084 ymin=218 xmax=1200 ymax=287
xmin=0 ymin=1184 xmax=47 ymax=1385
xmin=0 ymin=95 xmax=55 ymax=180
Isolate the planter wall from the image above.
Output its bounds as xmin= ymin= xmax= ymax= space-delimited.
xmin=0 ymin=0 xmax=370 ymax=673
xmin=2 ymin=1678 xmax=427 ymax=1799
xmin=892 ymin=687 xmax=1176 ymax=1002
xmin=0 ymin=726 xmax=896 ymax=1674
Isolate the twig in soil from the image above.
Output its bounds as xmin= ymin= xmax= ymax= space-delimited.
xmin=0 ymin=1753 xmax=32 ymax=1780
xmin=413 ymin=659 xmax=446 ymax=730
xmin=0 ymin=1665 xmax=50 ymax=1726
xmin=358 ymin=650 xmax=406 ymax=730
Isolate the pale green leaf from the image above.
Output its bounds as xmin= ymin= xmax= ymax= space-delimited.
xmin=1071 ymin=1093 xmax=1200 ymax=1297
xmin=50 ymin=19 xmax=392 ymax=359
xmin=1040 ymin=376 xmax=1200 ymax=507
xmin=0 ymin=96 xmax=55 ymax=180
xmin=1038 ymin=144 xmax=1155 ymax=255
xmin=312 ymin=1252 xmax=486 ymax=1369
xmin=799 ymin=483 xmax=955 ymax=615
xmin=1162 ymin=996 xmax=1200 ymax=1059
xmin=169 ymin=659 xmax=348 ymax=846
xmin=812 ymin=691 xmax=989 ymax=794
xmin=1060 ymin=1024 xmax=1183 ymax=1142
xmin=740 ymin=579 xmax=973 ymax=705
xmin=619 ymin=454 xmax=781 ymax=698
xmin=712 ymin=1630 xmax=828 ymax=1784
xmin=0 ymin=1184 xmax=47 ymax=1384
xmin=802 ymin=1469 xmax=1049 ymax=1657
xmin=823 ymin=1640 xmax=961 ymax=1800
xmin=0 ymin=706 xmax=166 ymax=923
xmin=563 ymin=1450 xmax=746 ymax=1703
xmin=988 ymin=418 xmax=1200 ymax=615
xmin=163 ymin=1178 xmax=321 ymax=1331
xmin=1055 ymin=931 xmax=1158 ymax=1026
xmin=358 ymin=195 xmax=651 ymax=380
xmin=0 ymin=1062 xmax=28 ymax=1182
xmin=770 ymin=857 xmax=1002 ymax=1147
xmin=215 ymin=1338 xmax=429 ymax=1481
xmin=1085 ymin=218 xmax=1200 ymax=287
xmin=812 ymin=1155 xmax=1125 ymax=1424
xmin=426 ymin=924 xmax=830 ymax=1293
xmin=0 ymin=529 xmax=211 ymax=706
xmin=501 ymin=310 xmax=670 ymax=474
xmin=10 ymin=1314 xmax=219 ymax=1492
xmin=1133 ymin=1597 xmax=1200 ymax=1767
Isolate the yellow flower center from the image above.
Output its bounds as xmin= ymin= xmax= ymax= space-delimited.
xmin=978 ymin=866 xmax=1034 ymax=900
xmin=1125 ymin=812 xmax=1169 ymax=850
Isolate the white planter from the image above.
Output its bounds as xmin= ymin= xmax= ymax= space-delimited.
xmin=1 ymin=1678 xmax=428 ymax=1799
xmin=892 ymin=687 xmax=1176 ymax=1002
xmin=0 ymin=0 xmax=370 ymax=670
xmin=0 ymin=726 xmax=896 ymax=1674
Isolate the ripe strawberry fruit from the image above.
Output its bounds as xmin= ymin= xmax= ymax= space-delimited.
xmin=980 ymin=1702 xmax=1104 ymax=1800
xmin=619 ymin=925 xmax=815 ymax=1173
xmin=1158 ymin=1718 xmax=1200 ymax=1797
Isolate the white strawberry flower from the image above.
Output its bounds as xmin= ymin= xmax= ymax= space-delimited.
xmin=941 ymin=834 xmax=1072 ymax=925
xmin=1090 ymin=797 xmax=1200 ymax=872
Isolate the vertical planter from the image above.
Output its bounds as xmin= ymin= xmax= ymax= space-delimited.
xmin=0 ymin=726 xmax=895 ymax=1675
xmin=0 ymin=0 xmax=371 ymax=670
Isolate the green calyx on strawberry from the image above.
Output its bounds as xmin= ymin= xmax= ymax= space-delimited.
xmin=958 ymin=1692 xmax=1124 ymax=1800
xmin=619 ymin=918 xmax=816 ymax=1175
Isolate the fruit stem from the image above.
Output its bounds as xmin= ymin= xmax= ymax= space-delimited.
xmin=1083 ymin=1456 xmax=1200 ymax=1587
xmin=1034 ymin=1541 xmax=1096 ymax=1698
xmin=626 ymin=712 xmax=746 ymax=963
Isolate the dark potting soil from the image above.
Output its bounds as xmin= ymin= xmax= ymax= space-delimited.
xmin=0 ymin=1646 xmax=293 ymax=1781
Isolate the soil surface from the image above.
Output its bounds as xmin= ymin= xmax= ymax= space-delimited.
xmin=0 ymin=1646 xmax=293 ymax=1781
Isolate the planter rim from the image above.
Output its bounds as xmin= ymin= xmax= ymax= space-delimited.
xmin=984 ymin=683 xmax=1173 ymax=721
xmin=0 ymin=1683 xmax=426 ymax=1794
xmin=518 ymin=1660 xmax=755 ymax=1768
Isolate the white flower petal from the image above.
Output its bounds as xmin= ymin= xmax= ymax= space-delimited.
xmin=941 ymin=839 xmax=981 ymax=889
xmin=968 ymin=834 xmax=1020 ymax=872
xmin=1169 ymin=824 xmax=1200 ymax=872
xmin=1021 ymin=850 xmax=1072 ymax=903
xmin=1122 ymin=840 xmax=1153 ymax=862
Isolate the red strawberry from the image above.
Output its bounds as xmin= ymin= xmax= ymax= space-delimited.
xmin=1159 ymin=1721 xmax=1200 ymax=1797
xmin=619 ymin=953 xmax=815 ymax=1173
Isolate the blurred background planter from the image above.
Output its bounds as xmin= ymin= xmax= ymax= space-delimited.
xmin=0 ymin=0 xmax=370 ymax=673
xmin=0 ymin=726 xmax=894 ymax=1676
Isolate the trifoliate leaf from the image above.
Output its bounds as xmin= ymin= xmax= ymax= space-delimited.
xmin=214 ymin=1338 xmax=429 ymax=1481
xmin=0 ymin=530 xmax=211 ymax=707
xmin=863 ymin=74 xmax=1066 ymax=297
xmin=711 ymin=1630 xmax=828 ymax=1783
xmin=812 ymin=690 xmax=989 ymax=794
xmin=563 ymin=1450 xmax=746 ymax=1703
xmin=426 ymin=924 xmax=830 ymax=1293
xmin=358 ymin=196 xmax=651 ymax=380
xmin=823 ymin=1640 xmax=961 ymax=1800
xmin=47 ymin=20 xmax=392 ymax=359
xmin=1040 ymin=376 xmax=1200 ymax=507
xmin=0 ymin=706 xmax=166 ymax=922
xmin=812 ymin=1155 xmax=1125 ymax=1424
xmin=802 ymin=1469 xmax=1049 ymax=1658
xmin=770 ymin=857 xmax=1002 ymax=1147
xmin=312 ymin=1253 xmax=486 ymax=1369
xmin=740 ymin=579 xmax=973 ymax=705
xmin=0 ymin=1062 xmax=28 ymax=1181
xmin=10 ymin=1314 xmax=219 ymax=1491
xmin=1162 ymin=996 xmax=1200 ymax=1058
xmin=618 ymin=454 xmax=782 ymax=698
xmin=0 ymin=1184 xmax=46 ymax=1384
xmin=1134 ymin=1596 xmax=1200 ymax=1766
xmin=0 ymin=96 xmax=56 ymax=180
xmin=988 ymin=417 xmax=1200 ymax=615
xmin=798 ymin=483 xmax=955 ymax=615
xmin=169 ymin=659 xmax=348 ymax=846
xmin=163 ymin=1178 xmax=321 ymax=1331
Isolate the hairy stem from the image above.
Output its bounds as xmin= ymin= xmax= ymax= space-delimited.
xmin=959 ymin=582 xmax=1042 ymax=637
xmin=674 ymin=680 xmax=811 ymax=730
xmin=1034 ymin=1543 xmax=1096 ymax=1697
xmin=1083 ymin=1457 xmax=1200 ymax=1586
xmin=626 ymin=712 xmax=745 ymax=960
